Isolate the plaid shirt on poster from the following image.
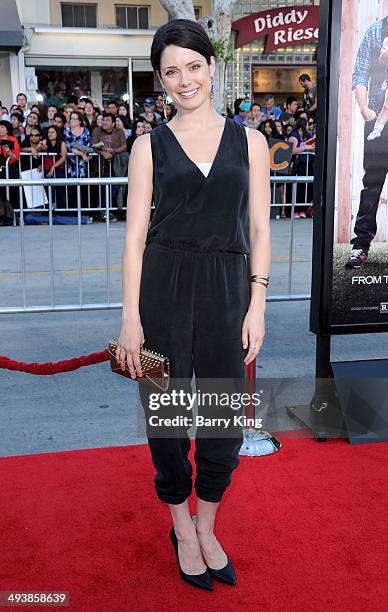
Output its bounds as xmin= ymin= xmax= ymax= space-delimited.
xmin=352 ymin=17 xmax=388 ymax=114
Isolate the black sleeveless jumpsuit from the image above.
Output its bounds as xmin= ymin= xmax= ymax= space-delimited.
xmin=138 ymin=117 xmax=250 ymax=505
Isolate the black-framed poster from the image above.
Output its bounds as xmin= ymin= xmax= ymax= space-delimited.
xmin=311 ymin=0 xmax=388 ymax=334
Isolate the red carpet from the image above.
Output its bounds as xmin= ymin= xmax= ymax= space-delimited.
xmin=1 ymin=432 xmax=387 ymax=611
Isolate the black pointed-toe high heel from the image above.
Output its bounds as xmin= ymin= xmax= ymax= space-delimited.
xmin=170 ymin=527 xmax=214 ymax=591
xmin=191 ymin=515 xmax=236 ymax=586
xmin=206 ymin=557 xmax=237 ymax=586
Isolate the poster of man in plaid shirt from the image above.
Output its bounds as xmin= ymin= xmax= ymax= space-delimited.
xmin=344 ymin=13 xmax=388 ymax=269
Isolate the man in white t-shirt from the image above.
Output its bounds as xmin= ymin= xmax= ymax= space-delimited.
xmin=16 ymin=93 xmax=31 ymax=121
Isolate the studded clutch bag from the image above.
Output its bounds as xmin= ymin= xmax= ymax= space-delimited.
xmin=108 ymin=338 xmax=170 ymax=392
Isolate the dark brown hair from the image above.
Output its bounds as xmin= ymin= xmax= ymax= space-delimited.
xmin=70 ymin=111 xmax=85 ymax=126
xmin=150 ymin=18 xmax=215 ymax=77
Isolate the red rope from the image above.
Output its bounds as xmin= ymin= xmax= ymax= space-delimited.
xmin=0 ymin=350 xmax=110 ymax=375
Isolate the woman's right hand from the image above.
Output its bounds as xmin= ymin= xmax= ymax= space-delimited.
xmin=116 ymin=318 xmax=145 ymax=379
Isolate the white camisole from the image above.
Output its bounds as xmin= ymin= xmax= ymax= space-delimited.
xmin=195 ymin=125 xmax=250 ymax=177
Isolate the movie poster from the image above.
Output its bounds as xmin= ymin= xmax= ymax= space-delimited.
xmin=331 ymin=0 xmax=388 ymax=326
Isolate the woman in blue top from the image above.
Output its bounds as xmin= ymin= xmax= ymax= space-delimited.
xmin=63 ymin=111 xmax=91 ymax=210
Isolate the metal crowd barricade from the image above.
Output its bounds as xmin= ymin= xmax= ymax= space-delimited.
xmin=14 ymin=151 xmax=116 ymax=216
xmin=0 ymin=174 xmax=313 ymax=314
xmin=270 ymin=151 xmax=315 ymax=214
xmin=3 ymin=158 xmax=11 ymax=203
xmin=11 ymin=151 xmax=315 ymax=215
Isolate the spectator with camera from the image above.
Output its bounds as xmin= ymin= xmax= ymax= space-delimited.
xmin=260 ymin=94 xmax=282 ymax=120
xmin=279 ymin=97 xmax=298 ymax=126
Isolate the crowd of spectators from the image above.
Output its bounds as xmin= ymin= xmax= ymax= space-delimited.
xmin=0 ymin=72 xmax=316 ymax=226
xmin=230 ymin=73 xmax=317 ymax=219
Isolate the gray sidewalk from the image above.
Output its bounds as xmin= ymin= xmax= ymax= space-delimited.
xmin=1 ymin=219 xmax=388 ymax=457
xmin=0 ymin=217 xmax=312 ymax=308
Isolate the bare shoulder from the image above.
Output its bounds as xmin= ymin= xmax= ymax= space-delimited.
xmin=127 ymin=132 xmax=153 ymax=182
xmin=246 ymin=127 xmax=267 ymax=149
xmin=130 ymin=132 xmax=152 ymax=161
xmin=245 ymin=128 xmax=270 ymax=163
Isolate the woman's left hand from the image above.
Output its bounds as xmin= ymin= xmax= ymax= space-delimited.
xmin=242 ymin=308 xmax=265 ymax=365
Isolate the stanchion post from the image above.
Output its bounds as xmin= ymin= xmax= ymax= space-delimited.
xmin=240 ymin=255 xmax=281 ymax=456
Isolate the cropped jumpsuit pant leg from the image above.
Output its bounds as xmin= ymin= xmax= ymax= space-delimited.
xmin=138 ymin=242 xmax=248 ymax=505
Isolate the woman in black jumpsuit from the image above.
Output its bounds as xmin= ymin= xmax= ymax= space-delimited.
xmin=117 ymin=19 xmax=271 ymax=591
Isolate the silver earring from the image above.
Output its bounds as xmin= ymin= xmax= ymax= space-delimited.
xmin=162 ymin=89 xmax=168 ymax=119
xmin=210 ymin=79 xmax=214 ymax=100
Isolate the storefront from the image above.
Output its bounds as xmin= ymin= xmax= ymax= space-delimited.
xmin=21 ymin=26 xmax=158 ymax=115
xmin=228 ymin=0 xmax=319 ymax=108
xmin=25 ymin=56 xmax=142 ymax=105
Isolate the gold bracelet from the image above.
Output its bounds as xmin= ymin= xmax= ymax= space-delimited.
xmin=250 ymin=274 xmax=269 ymax=283
xmin=251 ymin=279 xmax=269 ymax=288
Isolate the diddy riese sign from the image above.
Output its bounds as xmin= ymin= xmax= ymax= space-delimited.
xmin=232 ymin=5 xmax=319 ymax=52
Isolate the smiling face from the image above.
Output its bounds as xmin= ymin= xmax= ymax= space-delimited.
xmin=135 ymin=121 xmax=146 ymax=136
xmin=102 ymin=115 xmax=114 ymax=132
xmin=157 ymin=45 xmax=214 ymax=111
